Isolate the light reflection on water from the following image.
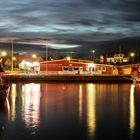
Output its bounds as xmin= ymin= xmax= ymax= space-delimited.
xmin=129 ymin=84 xmax=135 ymax=136
xmin=0 ymin=82 xmax=140 ymax=140
xmin=79 ymin=84 xmax=83 ymax=121
xmin=86 ymin=84 xmax=96 ymax=137
xmin=21 ymin=83 xmax=41 ymax=130
xmin=10 ymin=84 xmax=17 ymax=121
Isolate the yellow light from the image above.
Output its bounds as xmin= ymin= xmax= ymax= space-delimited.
xmin=87 ymin=84 xmax=96 ymax=137
xmin=1 ymin=51 xmax=7 ymax=57
xmin=79 ymin=85 xmax=83 ymax=121
xmin=66 ymin=56 xmax=71 ymax=61
xmin=11 ymin=84 xmax=17 ymax=121
xmin=100 ymin=55 xmax=104 ymax=59
xmin=123 ymin=59 xmax=128 ymax=62
xmin=129 ymin=84 xmax=135 ymax=134
xmin=88 ymin=63 xmax=95 ymax=68
xmin=22 ymin=83 xmax=41 ymax=128
xmin=130 ymin=53 xmax=134 ymax=57
xmin=32 ymin=54 xmax=37 ymax=58
xmin=13 ymin=57 xmax=16 ymax=60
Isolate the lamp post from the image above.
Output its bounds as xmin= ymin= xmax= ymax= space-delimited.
xmin=130 ymin=53 xmax=135 ymax=64
xmin=11 ymin=40 xmax=14 ymax=71
xmin=92 ymin=50 xmax=95 ymax=62
xmin=45 ymin=42 xmax=48 ymax=72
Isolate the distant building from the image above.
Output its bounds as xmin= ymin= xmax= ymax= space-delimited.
xmin=106 ymin=54 xmax=129 ymax=64
xmin=40 ymin=59 xmax=114 ymax=74
xmin=4 ymin=59 xmax=11 ymax=68
xmin=16 ymin=54 xmax=43 ymax=63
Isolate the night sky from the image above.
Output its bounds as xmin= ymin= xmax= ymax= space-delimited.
xmin=0 ymin=0 xmax=140 ymax=56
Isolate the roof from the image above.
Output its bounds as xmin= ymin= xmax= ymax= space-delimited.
xmin=40 ymin=59 xmax=113 ymax=67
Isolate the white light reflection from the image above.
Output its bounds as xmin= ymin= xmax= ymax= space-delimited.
xmin=79 ymin=84 xmax=83 ymax=121
xmin=10 ymin=84 xmax=17 ymax=121
xmin=87 ymin=84 xmax=96 ymax=137
xmin=129 ymin=84 xmax=135 ymax=135
xmin=22 ymin=83 xmax=41 ymax=130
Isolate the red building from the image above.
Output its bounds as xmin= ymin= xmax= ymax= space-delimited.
xmin=40 ymin=59 xmax=114 ymax=74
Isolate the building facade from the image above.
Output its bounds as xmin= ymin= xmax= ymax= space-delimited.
xmin=40 ymin=59 xmax=114 ymax=74
xmin=106 ymin=54 xmax=129 ymax=64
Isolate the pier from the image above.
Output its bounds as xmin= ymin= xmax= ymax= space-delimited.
xmin=0 ymin=72 xmax=133 ymax=82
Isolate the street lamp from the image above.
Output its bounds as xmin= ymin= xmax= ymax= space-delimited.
xmin=11 ymin=40 xmax=14 ymax=71
xmin=32 ymin=54 xmax=37 ymax=59
xmin=1 ymin=51 xmax=7 ymax=57
xmin=130 ymin=53 xmax=135 ymax=64
xmin=92 ymin=50 xmax=95 ymax=54
xmin=92 ymin=50 xmax=95 ymax=61
xmin=66 ymin=56 xmax=71 ymax=61
xmin=13 ymin=57 xmax=16 ymax=61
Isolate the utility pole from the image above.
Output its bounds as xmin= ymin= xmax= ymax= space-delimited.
xmin=46 ymin=41 xmax=48 ymax=72
xmin=136 ymin=38 xmax=139 ymax=63
xmin=119 ymin=46 xmax=122 ymax=54
xmin=119 ymin=46 xmax=122 ymax=64
xmin=11 ymin=40 xmax=14 ymax=71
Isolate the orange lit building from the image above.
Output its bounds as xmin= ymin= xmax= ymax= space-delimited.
xmin=40 ymin=59 xmax=114 ymax=74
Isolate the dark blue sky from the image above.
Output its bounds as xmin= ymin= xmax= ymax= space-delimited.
xmin=0 ymin=0 xmax=140 ymax=50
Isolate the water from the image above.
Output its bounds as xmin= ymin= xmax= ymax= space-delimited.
xmin=0 ymin=82 xmax=140 ymax=140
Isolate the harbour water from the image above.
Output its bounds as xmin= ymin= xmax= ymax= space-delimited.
xmin=0 ymin=82 xmax=140 ymax=140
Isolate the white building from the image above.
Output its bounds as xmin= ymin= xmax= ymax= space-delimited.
xmin=106 ymin=54 xmax=129 ymax=64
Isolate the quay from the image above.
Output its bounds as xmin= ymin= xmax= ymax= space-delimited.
xmin=133 ymin=78 xmax=140 ymax=84
xmin=0 ymin=72 xmax=133 ymax=82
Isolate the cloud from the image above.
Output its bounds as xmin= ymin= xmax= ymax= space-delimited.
xmin=0 ymin=0 xmax=140 ymax=49
xmin=48 ymin=43 xmax=80 ymax=49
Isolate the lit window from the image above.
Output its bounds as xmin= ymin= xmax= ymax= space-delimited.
xmin=99 ymin=66 xmax=106 ymax=71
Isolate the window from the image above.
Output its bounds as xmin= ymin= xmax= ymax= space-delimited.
xmin=79 ymin=67 xmax=83 ymax=71
xmin=99 ymin=66 xmax=106 ymax=71
xmin=73 ymin=67 xmax=79 ymax=71
xmin=63 ymin=67 xmax=69 ymax=71
xmin=89 ymin=67 xmax=94 ymax=72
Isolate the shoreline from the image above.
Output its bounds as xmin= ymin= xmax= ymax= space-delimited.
xmin=1 ymin=73 xmax=133 ymax=83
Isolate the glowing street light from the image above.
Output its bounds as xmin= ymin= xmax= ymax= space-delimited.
xmin=66 ymin=56 xmax=71 ymax=61
xmin=92 ymin=50 xmax=95 ymax=61
xmin=130 ymin=53 xmax=135 ymax=64
xmin=92 ymin=50 xmax=95 ymax=54
xmin=130 ymin=53 xmax=134 ymax=57
xmin=13 ymin=57 xmax=16 ymax=60
xmin=1 ymin=51 xmax=7 ymax=57
xmin=32 ymin=54 xmax=37 ymax=58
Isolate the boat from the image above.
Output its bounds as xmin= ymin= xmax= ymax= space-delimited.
xmin=0 ymin=77 xmax=10 ymax=101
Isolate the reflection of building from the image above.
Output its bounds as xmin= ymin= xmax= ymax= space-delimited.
xmin=40 ymin=59 xmax=114 ymax=74
xmin=129 ymin=84 xmax=135 ymax=135
xmin=107 ymin=54 xmax=129 ymax=64
xmin=9 ymin=83 xmax=41 ymax=130
xmin=86 ymin=84 xmax=96 ymax=137
xmin=22 ymin=83 xmax=41 ymax=128
xmin=4 ymin=59 xmax=12 ymax=68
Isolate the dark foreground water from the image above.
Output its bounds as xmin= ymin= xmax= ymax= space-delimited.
xmin=0 ymin=82 xmax=140 ymax=140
